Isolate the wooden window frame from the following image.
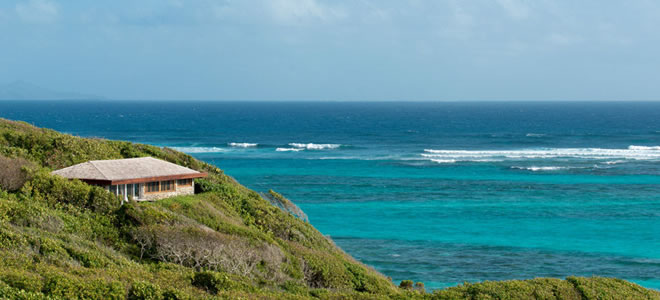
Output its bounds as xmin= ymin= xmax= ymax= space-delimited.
xmin=145 ymin=181 xmax=160 ymax=194
xmin=177 ymin=179 xmax=192 ymax=186
xmin=160 ymin=180 xmax=175 ymax=192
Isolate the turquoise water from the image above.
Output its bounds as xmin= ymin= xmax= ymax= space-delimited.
xmin=2 ymin=101 xmax=659 ymax=289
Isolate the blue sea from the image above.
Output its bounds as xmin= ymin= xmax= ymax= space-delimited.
xmin=2 ymin=101 xmax=660 ymax=290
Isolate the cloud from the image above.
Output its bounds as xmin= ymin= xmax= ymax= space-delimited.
xmin=268 ymin=0 xmax=346 ymax=25
xmin=15 ymin=0 xmax=58 ymax=24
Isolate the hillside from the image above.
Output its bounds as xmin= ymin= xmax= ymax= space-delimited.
xmin=0 ymin=118 xmax=658 ymax=299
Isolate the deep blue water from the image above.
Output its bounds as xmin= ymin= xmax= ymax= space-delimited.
xmin=2 ymin=100 xmax=660 ymax=290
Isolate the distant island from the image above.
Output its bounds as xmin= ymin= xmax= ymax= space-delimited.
xmin=0 ymin=81 xmax=104 ymax=100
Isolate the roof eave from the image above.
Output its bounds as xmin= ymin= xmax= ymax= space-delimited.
xmin=109 ymin=172 xmax=207 ymax=185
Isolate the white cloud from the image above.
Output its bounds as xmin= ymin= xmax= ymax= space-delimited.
xmin=268 ymin=0 xmax=346 ymax=24
xmin=15 ymin=0 xmax=58 ymax=24
xmin=496 ymin=0 xmax=529 ymax=19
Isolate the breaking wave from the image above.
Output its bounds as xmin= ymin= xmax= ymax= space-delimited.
xmin=276 ymin=147 xmax=304 ymax=152
xmin=228 ymin=142 xmax=258 ymax=148
xmin=288 ymin=143 xmax=342 ymax=150
xmin=430 ymin=159 xmax=457 ymax=164
xmin=511 ymin=166 xmax=570 ymax=171
xmin=628 ymin=145 xmax=660 ymax=150
xmin=422 ymin=146 xmax=660 ymax=161
xmin=526 ymin=133 xmax=546 ymax=137
xmin=170 ymin=146 xmax=225 ymax=153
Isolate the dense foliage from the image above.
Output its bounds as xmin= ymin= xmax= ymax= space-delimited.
xmin=0 ymin=118 xmax=658 ymax=299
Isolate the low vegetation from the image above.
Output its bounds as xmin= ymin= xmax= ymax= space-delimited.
xmin=0 ymin=155 xmax=34 ymax=192
xmin=0 ymin=118 xmax=658 ymax=299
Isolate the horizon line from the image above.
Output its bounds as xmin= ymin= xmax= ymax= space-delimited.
xmin=2 ymin=99 xmax=660 ymax=102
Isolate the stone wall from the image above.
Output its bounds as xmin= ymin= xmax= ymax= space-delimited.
xmin=140 ymin=183 xmax=195 ymax=201
xmin=177 ymin=185 xmax=194 ymax=195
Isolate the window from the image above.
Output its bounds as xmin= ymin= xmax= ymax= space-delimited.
xmin=161 ymin=180 xmax=174 ymax=192
xmin=146 ymin=181 xmax=159 ymax=193
xmin=134 ymin=184 xmax=140 ymax=196
xmin=109 ymin=185 xmax=118 ymax=195
xmin=177 ymin=179 xmax=192 ymax=186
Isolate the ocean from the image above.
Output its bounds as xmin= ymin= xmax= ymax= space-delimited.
xmin=1 ymin=100 xmax=659 ymax=290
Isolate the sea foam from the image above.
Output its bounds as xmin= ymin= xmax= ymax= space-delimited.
xmin=276 ymin=147 xmax=304 ymax=152
xmin=422 ymin=146 xmax=660 ymax=161
xmin=526 ymin=133 xmax=546 ymax=137
xmin=511 ymin=166 xmax=569 ymax=171
xmin=628 ymin=145 xmax=660 ymax=150
xmin=288 ymin=143 xmax=341 ymax=150
xmin=430 ymin=159 xmax=457 ymax=164
xmin=170 ymin=146 xmax=225 ymax=153
xmin=228 ymin=142 xmax=258 ymax=148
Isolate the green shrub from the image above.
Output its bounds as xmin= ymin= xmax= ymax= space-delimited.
xmin=78 ymin=279 xmax=125 ymax=300
xmin=129 ymin=281 xmax=163 ymax=300
xmin=30 ymin=237 xmax=67 ymax=257
xmin=162 ymin=288 xmax=190 ymax=300
xmin=414 ymin=282 xmax=425 ymax=292
xmin=191 ymin=271 xmax=252 ymax=294
xmin=431 ymin=277 xmax=584 ymax=300
xmin=0 ymin=223 xmax=27 ymax=249
xmin=0 ymin=270 xmax=43 ymax=293
xmin=192 ymin=271 xmax=228 ymax=294
xmin=399 ymin=280 xmax=414 ymax=290
xmin=566 ymin=276 xmax=660 ymax=300
xmin=21 ymin=170 xmax=119 ymax=214
xmin=64 ymin=246 xmax=110 ymax=268
xmin=42 ymin=274 xmax=78 ymax=299
xmin=0 ymin=281 xmax=49 ymax=300
xmin=281 ymin=280 xmax=308 ymax=296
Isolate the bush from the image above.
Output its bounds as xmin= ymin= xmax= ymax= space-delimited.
xmin=399 ymin=280 xmax=414 ymax=290
xmin=414 ymin=282 xmax=425 ymax=292
xmin=78 ymin=279 xmax=125 ymax=300
xmin=431 ymin=278 xmax=583 ymax=300
xmin=0 ymin=270 xmax=43 ymax=293
xmin=42 ymin=274 xmax=78 ymax=299
xmin=192 ymin=271 xmax=228 ymax=294
xmin=65 ymin=246 xmax=109 ymax=268
xmin=566 ymin=276 xmax=660 ymax=300
xmin=0 ymin=223 xmax=27 ymax=249
xmin=191 ymin=271 xmax=251 ymax=294
xmin=0 ymin=281 xmax=49 ymax=300
xmin=281 ymin=280 xmax=308 ymax=296
xmin=129 ymin=281 xmax=163 ymax=300
xmin=21 ymin=170 xmax=119 ymax=214
xmin=162 ymin=288 xmax=190 ymax=300
xmin=0 ymin=155 xmax=34 ymax=192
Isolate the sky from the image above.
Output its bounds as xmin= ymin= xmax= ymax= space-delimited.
xmin=0 ymin=0 xmax=659 ymax=101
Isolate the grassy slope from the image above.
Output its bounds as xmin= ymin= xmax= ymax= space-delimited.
xmin=0 ymin=118 xmax=658 ymax=300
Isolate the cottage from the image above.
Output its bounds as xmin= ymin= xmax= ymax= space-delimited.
xmin=52 ymin=157 xmax=207 ymax=202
